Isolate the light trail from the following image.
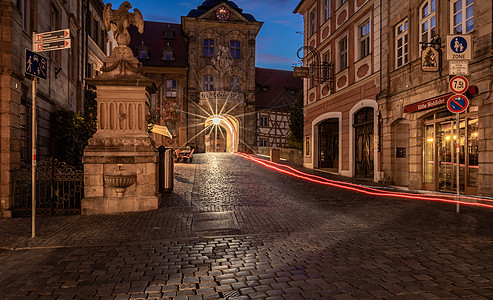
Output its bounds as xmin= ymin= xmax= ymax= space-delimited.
xmin=235 ymin=152 xmax=493 ymax=210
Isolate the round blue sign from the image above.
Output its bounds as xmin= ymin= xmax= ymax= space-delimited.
xmin=450 ymin=36 xmax=468 ymax=54
xmin=447 ymin=95 xmax=469 ymax=114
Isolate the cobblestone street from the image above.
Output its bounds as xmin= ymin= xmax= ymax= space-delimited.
xmin=1 ymin=153 xmax=493 ymax=299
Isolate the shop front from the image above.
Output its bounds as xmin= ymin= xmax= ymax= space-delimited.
xmin=422 ymin=110 xmax=478 ymax=195
xmin=404 ymin=93 xmax=478 ymax=195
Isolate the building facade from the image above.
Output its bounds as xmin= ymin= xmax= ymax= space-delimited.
xmin=0 ymin=0 xmax=108 ymax=218
xmin=182 ymin=0 xmax=263 ymax=153
xmin=129 ymin=21 xmax=188 ymax=149
xmin=378 ymin=0 xmax=493 ymax=196
xmin=255 ymin=68 xmax=303 ymax=148
xmin=294 ymin=0 xmax=382 ymax=180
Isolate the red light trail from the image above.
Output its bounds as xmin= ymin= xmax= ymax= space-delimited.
xmin=235 ymin=153 xmax=493 ymax=210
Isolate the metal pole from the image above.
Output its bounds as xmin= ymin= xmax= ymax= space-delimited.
xmin=456 ymin=113 xmax=460 ymax=213
xmin=31 ymin=32 xmax=37 ymax=237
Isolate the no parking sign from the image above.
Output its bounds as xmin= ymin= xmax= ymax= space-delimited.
xmin=447 ymin=94 xmax=469 ymax=114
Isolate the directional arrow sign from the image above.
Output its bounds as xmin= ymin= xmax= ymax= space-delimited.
xmin=35 ymin=39 xmax=71 ymax=52
xmin=35 ymin=29 xmax=70 ymax=43
xmin=447 ymin=94 xmax=469 ymax=114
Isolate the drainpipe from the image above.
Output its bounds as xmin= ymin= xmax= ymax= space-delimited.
xmin=84 ymin=0 xmax=89 ymax=89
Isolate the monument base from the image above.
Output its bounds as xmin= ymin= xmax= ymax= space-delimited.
xmin=81 ymin=195 xmax=159 ymax=215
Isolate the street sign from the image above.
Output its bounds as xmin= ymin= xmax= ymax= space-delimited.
xmin=446 ymin=35 xmax=472 ymax=60
xmin=449 ymin=75 xmax=469 ymax=94
xmin=35 ymin=29 xmax=70 ymax=43
xmin=25 ymin=49 xmax=47 ymax=79
xmin=449 ymin=60 xmax=469 ymax=75
xmin=35 ymin=39 xmax=71 ymax=52
xmin=447 ymin=94 xmax=469 ymax=114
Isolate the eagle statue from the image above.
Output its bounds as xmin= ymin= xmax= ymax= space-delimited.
xmin=103 ymin=1 xmax=144 ymax=47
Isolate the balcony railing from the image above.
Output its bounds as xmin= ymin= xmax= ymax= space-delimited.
xmin=199 ymin=90 xmax=245 ymax=106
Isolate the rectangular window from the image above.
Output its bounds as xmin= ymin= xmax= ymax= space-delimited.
xmin=339 ymin=36 xmax=347 ymax=71
xmin=70 ymin=35 xmax=78 ymax=81
xmin=166 ymin=80 xmax=177 ymax=98
xmin=230 ymin=40 xmax=240 ymax=58
xmin=259 ymin=139 xmax=268 ymax=147
xmin=51 ymin=4 xmax=61 ymax=65
xmin=204 ymin=39 xmax=214 ymax=56
xmin=204 ymin=75 xmax=214 ymax=91
xmin=451 ymin=0 xmax=473 ymax=34
xmin=420 ymin=0 xmax=436 ymax=44
xmin=395 ymin=19 xmax=409 ymax=68
xmin=20 ymin=103 xmax=30 ymax=164
xmin=323 ymin=0 xmax=330 ymax=22
xmin=260 ymin=116 xmax=268 ymax=127
xmin=309 ymin=9 xmax=317 ymax=36
xmin=360 ymin=21 xmax=370 ymax=58
xmin=230 ymin=76 xmax=240 ymax=91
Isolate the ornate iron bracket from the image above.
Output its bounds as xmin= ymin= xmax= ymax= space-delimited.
xmin=293 ymin=46 xmax=333 ymax=91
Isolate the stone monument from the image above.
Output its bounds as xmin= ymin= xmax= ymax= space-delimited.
xmin=82 ymin=1 xmax=159 ymax=214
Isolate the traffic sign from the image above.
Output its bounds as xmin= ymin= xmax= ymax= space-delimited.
xmin=35 ymin=29 xmax=70 ymax=43
xmin=449 ymin=60 xmax=469 ymax=75
xmin=449 ymin=75 xmax=469 ymax=94
xmin=25 ymin=49 xmax=47 ymax=79
xmin=446 ymin=35 xmax=472 ymax=60
xmin=447 ymin=94 xmax=469 ymax=114
xmin=35 ymin=39 xmax=71 ymax=52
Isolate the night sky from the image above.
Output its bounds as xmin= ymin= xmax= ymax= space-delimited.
xmin=105 ymin=0 xmax=304 ymax=70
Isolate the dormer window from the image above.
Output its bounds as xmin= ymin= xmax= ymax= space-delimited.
xmin=136 ymin=42 xmax=150 ymax=60
xmin=163 ymin=29 xmax=174 ymax=40
xmin=162 ymin=48 xmax=175 ymax=61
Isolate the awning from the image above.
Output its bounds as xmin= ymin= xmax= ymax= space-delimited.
xmin=151 ymin=124 xmax=172 ymax=139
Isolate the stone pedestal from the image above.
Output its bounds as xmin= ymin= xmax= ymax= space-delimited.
xmin=82 ymin=81 xmax=159 ymax=215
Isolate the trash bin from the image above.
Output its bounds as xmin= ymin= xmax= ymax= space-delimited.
xmin=158 ymin=146 xmax=174 ymax=193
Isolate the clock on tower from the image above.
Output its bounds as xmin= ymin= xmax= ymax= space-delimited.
xmin=216 ymin=6 xmax=230 ymax=21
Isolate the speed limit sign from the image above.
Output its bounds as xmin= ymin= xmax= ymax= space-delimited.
xmin=449 ymin=75 xmax=469 ymax=94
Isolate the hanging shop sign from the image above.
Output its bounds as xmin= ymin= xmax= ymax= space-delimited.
xmin=403 ymin=93 xmax=452 ymax=113
xmin=421 ymin=47 xmax=439 ymax=72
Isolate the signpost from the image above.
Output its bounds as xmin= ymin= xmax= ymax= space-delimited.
xmin=446 ymin=35 xmax=472 ymax=75
xmin=447 ymin=75 xmax=470 ymax=214
xmin=28 ymin=29 xmax=70 ymax=238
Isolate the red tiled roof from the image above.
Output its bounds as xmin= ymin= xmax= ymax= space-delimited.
xmin=255 ymin=68 xmax=302 ymax=111
xmin=128 ymin=21 xmax=187 ymax=68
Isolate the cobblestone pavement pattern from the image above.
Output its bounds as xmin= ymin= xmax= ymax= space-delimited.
xmin=1 ymin=153 xmax=493 ymax=299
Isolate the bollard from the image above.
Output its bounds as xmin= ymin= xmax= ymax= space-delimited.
xmin=270 ymin=148 xmax=280 ymax=163
xmin=164 ymin=148 xmax=174 ymax=192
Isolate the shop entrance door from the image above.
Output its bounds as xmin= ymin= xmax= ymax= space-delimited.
xmin=354 ymin=107 xmax=374 ymax=178
xmin=438 ymin=120 xmax=466 ymax=193
xmin=423 ymin=112 xmax=478 ymax=195
xmin=318 ymin=119 xmax=338 ymax=169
